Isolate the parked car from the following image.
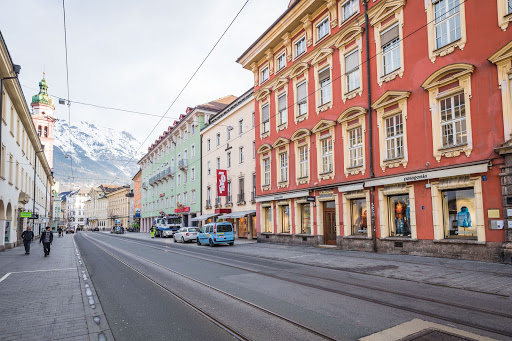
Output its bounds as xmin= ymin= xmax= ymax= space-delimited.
xmin=173 ymin=227 xmax=199 ymax=243
xmin=197 ymin=222 xmax=234 ymax=247
xmin=66 ymin=228 xmax=75 ymax=234
xmin=93 ymin=227 xmax=100 ymax=232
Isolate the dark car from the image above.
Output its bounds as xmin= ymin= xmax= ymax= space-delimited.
xmin=93 ymin=227 xmax=100 ymax=232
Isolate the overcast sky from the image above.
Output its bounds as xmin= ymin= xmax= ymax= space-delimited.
xmin=1 ymin=0 xmax=289 ymax=147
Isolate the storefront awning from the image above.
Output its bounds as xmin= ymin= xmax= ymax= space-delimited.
xmin=218 ymin=210 xmax=256 ymax=220
xmin=191 ymin=213 xmax=219 ymax=222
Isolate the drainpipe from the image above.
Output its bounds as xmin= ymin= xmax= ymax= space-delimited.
xmin=364 ymin=0 xmax=377 ymax=253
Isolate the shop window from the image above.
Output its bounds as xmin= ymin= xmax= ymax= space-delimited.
xmin=350 ymin=198 xmax=367 ymax=235
xmin=262 ymin=206 xmax=273 ymax=232
xmin=300 ymin=203 xmax=311 ymax=234
xmin=442 ymin=188 xmax=477 ymax=240
xmin=388 ymin=194 xmax=410 ymax=237
xmin=279 ymin=205 xmax=290 ymax=233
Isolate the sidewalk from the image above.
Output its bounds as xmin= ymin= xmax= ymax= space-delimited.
xmin=111 ymin=231 xmax=512 ymax=297
xmin=0 ymin=233 xmax=112 ymax=340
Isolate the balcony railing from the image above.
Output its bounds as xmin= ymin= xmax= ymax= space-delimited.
xmin=215 ymin=197 xmax=222 ymax=208
xmin=178 ymin=159 xmax=188 ymax=170
xmin=205 ymin=199 xmax=212 ymax=209
xmin=238 ymin=193 xmax=245 ymax=204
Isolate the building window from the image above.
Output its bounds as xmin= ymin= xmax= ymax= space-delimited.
xmin=440 ymin=93 xmax=466 ymax=148
xmin=239 ymin=119 xmax=243 ymax=134
xmin=239 ymin=147 xmax=244 ymax=164
xmin=252 ymin=141 xmax=256 ymax=159
xmin=320 ymin=138 xmax=333 ymax=174
xmin=207 ymin=139 xmax=211 ymax=151
xmin=316 ymin=17 xmax=329 ymax=41
xmin=207 ymin=161 xmax=211 ymax=175
xmin=385 ymin=114 xmax=403 ymax=160
xmin=191 ymin=124 xmax=195 ymax=135
xmin=227 ymin=152 xmax=231 ymax=168
xmin=298 ymin=145 xmax=308 ymax=178
xmin=227 ymin=126 xmax=231 ymax=141
xmin=252 ymin=112 xmax=255 ymax=128
xmin=276 ymin=52 xmax=286 ymax=71
xmin=341 ymin=0 xmax=358 ymax=22
xmin=381 ymin=24 xmax=400 ymax=76
xmin=191 ymin=190 xmax=196 ymax=204
xmin=442 ymin=188 xmax=476 ymax=239
xmin=278 ymin=93 xmax=287 ymax=126
xmin=345 ymin=49 xmax=360 ymax=93
xmin=227 ymin=181 xmax=232 ymax=204
xmin=295 ymin=36 xmax=306 ymax=58
xmin=216 ymin=133 xmax=220 ymax=146
xmin=279 ymin=152 xmax=288 ymax=183
xmin=263 ymin=206 xmax=272 ymax=232
xmin=262 ymin=103 xmax=270 ymax=134
xmin=263 ymin=157 xmax=270 ymax=186
xmin=434 ymin=0 xmax=461 ymax=49
xmin=260 ymin=65 xmax=269 ymax=84
xmin=44 ymin=126 xmax=48 ymax=137
xmin=509 ymin=0 xmax=512 ymax=14
xmin=191 ymin=167 xmax=195 ymax=181
xmin=350 ymin=198 xmax=367 ymax=235
xmin=217 ymin=157 xmax=221 ymax=169
xmin=318 ymin=67 xmax=331 ymax=106
xmin=38 ymin=126 xmax=42 ymax=137
xmin=177 ymin=174 xmax=181 ymax=186
xmin=388 ymin=194 xmax=410 ymax=237
xmin=239 ymin=177 xmax=245 ymax=199
xmin=297 ymin=81 xmax=307 ymax=117
xmin=191 ymin=145 xmax=195 ymax=159
xmin=348 ymin=127 xmax=363 ymax=168
xmin=207 ymin=187 xmax=211 ymax=205
xmin=280 ymin=205 xmax=290 ymax=233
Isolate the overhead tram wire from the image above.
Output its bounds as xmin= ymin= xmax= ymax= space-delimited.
xmin=137 ymin=0 xmax=473 ymax=177
xmin=62 ymin=0 xmax=74 ymax=180
xmin=109 ymin=0 xmax=251 ymax=185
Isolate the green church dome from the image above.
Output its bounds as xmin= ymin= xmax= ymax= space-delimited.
xmin=31 ymin=75 xmax=54 ymax=109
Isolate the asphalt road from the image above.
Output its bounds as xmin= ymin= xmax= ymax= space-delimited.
xmin=75 ymin=232 xmax=512 ymax=341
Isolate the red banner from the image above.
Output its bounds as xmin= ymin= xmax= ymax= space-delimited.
xmin=174 ymin=207 xmax=190 ymax=213
xmin=217 ymin=169 xmax=227 ymax=196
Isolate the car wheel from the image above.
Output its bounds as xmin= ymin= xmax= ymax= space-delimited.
xmin=196 ymin=238 xmax=201 ymax=246
xmin=173 ymin=236 xmax=177 ymax=242
xmin=182 ymin=237 xmax=186 ymax=243
xmin=229 ymin=242 xmax=234 ymax=246
xmin=209 ymin=239 xmax=215 ymax=247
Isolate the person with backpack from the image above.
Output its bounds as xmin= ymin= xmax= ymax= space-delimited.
xmin=21 ymin=226 xmax=34 ymax=255
xmin=39 ymin=226 xmax=53 ymax=257
xmin=57 ymin=227 xmax=63 ymax=237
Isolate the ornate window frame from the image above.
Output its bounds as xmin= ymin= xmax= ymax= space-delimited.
xmin=259 ymin=64 xmax=270 ymax=85
xmin=314 ymin=13 xmax=331 ymax=45
xmin=293 ymin=33 xmax=307 ymax=60
xmin=290 ymin=62 xmax=311 ymax=124
xmin=497 ymin=0 xmax=512 ymax=31
xmin=312 ymin=119 xmax=337 ymax=181
xmin=335 ymin=26 xmax=364 ymax=102
xmin=425 ymin=0 xmax=467 ymax=63
xmin=272 ymin=137 xmax=290 ymax=189
xmin=342 ymin=190 xmax=372 ymax=238
xmin=378 ymin=184 xmax=417 ymax=239
xmin=369 ymin=0 xmax=406 ymax=86
xmin=275 ymin=47 xmax=287 ymax=74
xmin=273 ymin=78 xmax=290 ymax=132
xmin=291 ymin=128 xmax=312 ymax=185
xmin=255 ymin=88 xmax=272 ymax=139
xmin=430 ymin=176 xmax=485 ymax=242
xmin=372 ymin=91 xmax=410 ymax=171
xmin=421 ymin=63 xmax=475 ymax=162
xmin=489 ymin=41 xmax=512 ymax=139
xmin=311 ymin=48 xmax=334 ymax=114
xmin=337 ymin=106 xmax=366 ymax=177
xmin=257 ymin=144 xmax=273 ymax=192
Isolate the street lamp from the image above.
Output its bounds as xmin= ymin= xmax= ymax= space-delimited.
xmin=0 ymin=64 xmax=21 ymax=170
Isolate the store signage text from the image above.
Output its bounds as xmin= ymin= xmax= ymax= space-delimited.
xmin=217 ymin=169 xmax=227 ymax=196
xmin=175 ymin=207 xmax=190 ymax=213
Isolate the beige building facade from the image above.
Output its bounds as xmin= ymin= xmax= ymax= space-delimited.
xmin=107 ymin=186 xmax=130 ymax=229
xmin=199 ymin=89 xmax=257 ymax=238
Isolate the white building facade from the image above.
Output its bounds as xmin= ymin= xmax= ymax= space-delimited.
xmin=66 ymin=189 xmax=88 ymax=230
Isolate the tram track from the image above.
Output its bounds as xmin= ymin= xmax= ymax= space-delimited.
xmin=79 ymin=233 xmax=339 ymax=341
xmin=90 ymin=233 xmax=512 ymax=339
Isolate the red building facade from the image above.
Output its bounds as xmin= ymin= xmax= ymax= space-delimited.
xmin=237 ymin=0 xmax=512 ymax=261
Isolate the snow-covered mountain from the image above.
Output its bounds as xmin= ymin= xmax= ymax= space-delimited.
xmin=53 ymin=120 xmax=143 ymax=187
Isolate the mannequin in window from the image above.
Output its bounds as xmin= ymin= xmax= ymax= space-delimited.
xmin=457 ymin=206 xmax=472 ymax=228
xmin=395 ymin=200 xmax=405 ymax=235
xmin=360 ymin=209 xmax=367 ymax=232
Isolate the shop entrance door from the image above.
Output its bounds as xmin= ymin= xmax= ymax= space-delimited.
xmin=251 ymin=215 xmax=257 ymax=238
xmin=323 ymin=203 xmax=336 ymax=245
xmin=238 ymin=217 xmax=248 ymax=238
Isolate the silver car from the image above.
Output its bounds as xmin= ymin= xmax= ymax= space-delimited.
xmin=173 ymin=227 xmax=199 ymax=243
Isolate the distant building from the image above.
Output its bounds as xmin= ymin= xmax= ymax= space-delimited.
xmin=133 ymin=169 xmax=141 ymax=229
xmin=66 ymin=189 xmax=89 ymax=230
xmin=106 ymin=186 xmax=130 ymax=229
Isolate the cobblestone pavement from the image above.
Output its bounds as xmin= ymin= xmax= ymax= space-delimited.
xmin=114 ymin=231 xmax=512 ymax=297
xmin=0 ymin=234 xmax=112 ymax=340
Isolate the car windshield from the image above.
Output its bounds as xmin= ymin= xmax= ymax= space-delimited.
xmin=216 ymin=224 xmax=232 ymax=233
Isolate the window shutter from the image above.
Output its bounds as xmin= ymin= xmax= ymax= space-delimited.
xmin=262 ymin=104 xmax=270 ymax=122
xmin=345 ymin=50 xmax=359 ymax=72
xmin=278 ymin=95 xmax=287 ymax=111
xmin=297 ymin=82 xmax=307 ymax=101
xmin=381 ymin=24 xmax=399 ymax=46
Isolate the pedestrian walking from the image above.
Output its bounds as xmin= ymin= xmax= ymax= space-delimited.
xmin=21 ymin=226 xmax=34 ymax=255
xmin=39 ymin=226 xmax=53 ymax=257
xmin=150 ymin=226 xmax=155 ymax=238
xmin=57 ymin=227 xmax=63 ymax=237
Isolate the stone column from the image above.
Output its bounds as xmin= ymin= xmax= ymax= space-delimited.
xmin=496 ymin=141 xmax=512 ymax=263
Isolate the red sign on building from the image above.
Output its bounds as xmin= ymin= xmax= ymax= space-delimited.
xmin=174 ymin=207 xmax=190 ymax=213
xmin=217 ymin=169 xmax=227 ymax=196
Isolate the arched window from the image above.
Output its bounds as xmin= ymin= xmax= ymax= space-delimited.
xmin=44 ymin=126 xmax=48 ymax=137
xmin=38 ymin=126 xmax=42 ymax=137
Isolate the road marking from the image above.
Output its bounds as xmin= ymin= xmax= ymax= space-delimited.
xmin=9 ymin=268 xmax=77 ymax=274
xmin=0 ymin=273 xmax=11 ymax=283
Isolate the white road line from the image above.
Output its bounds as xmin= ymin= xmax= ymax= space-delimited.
xmin=0 ymin=273 xmax=11 ymax=283
xmin=9 ymin=268 xmax=76 ymax=274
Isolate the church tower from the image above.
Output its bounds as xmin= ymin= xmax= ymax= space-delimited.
xmin=31 ymin=74 xmax=56 ymax=170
